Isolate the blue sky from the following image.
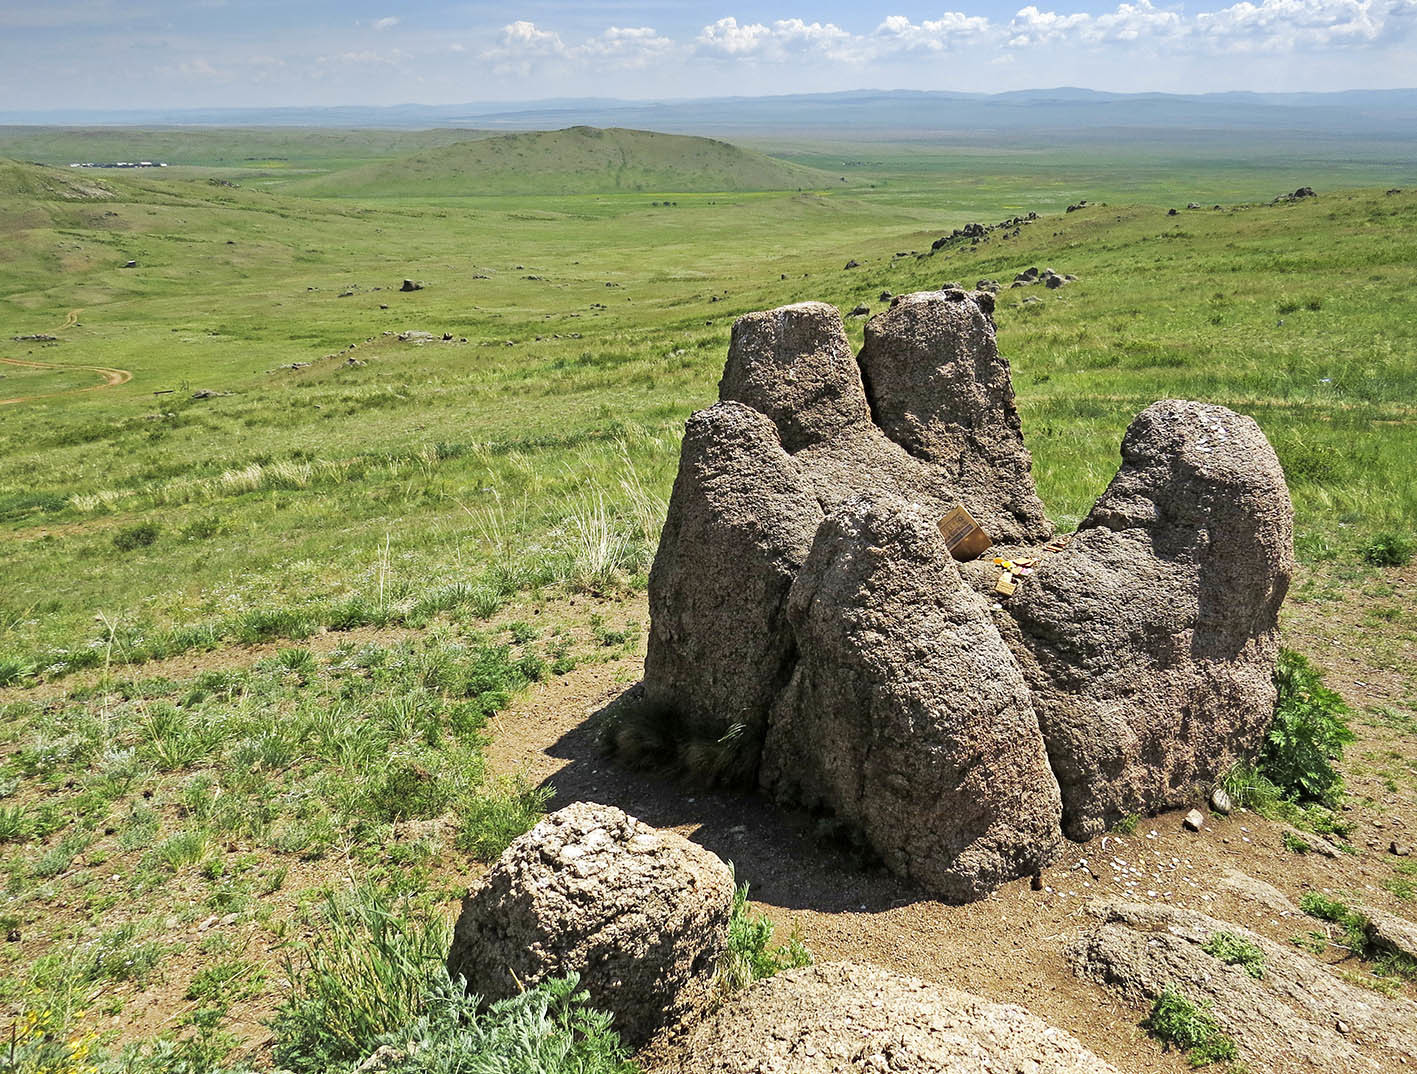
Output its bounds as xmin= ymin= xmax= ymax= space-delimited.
xmin=1 ymin=1 xmax=1413 ymax=111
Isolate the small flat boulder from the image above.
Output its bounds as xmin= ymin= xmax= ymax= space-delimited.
xmin=655 ymin=960 xmax=1117 ymax=1073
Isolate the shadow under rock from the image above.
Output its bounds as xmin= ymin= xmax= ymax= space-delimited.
xmin=538 ymin=684 xmax=925 ymax=916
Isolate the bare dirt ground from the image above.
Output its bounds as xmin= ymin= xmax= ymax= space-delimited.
xmin=484 ymin=563 xmax=1417 ymax=1073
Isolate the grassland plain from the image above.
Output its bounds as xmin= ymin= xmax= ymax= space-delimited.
xmin=0 ymin=129 xmax=1416 ymax=1071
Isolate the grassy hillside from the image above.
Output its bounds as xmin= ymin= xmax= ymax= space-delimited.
xmin=289 ymin=126 xmax=834 ymax=197
xmin=0 ymin=158 xmax=115 ymax=200
xmin=0 ymin=137 xmax=1415 ymax=1071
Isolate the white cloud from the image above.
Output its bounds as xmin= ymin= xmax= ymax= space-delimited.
xmin=1085 ymin=1 xmax=1184 ymax=43
xmin=372 ymin=16 xmax=399 ymax=32
xmin=1195 ymin=0 xmax=1386 ymax=50
xmin=695 ymin=17 xmax=857 ymax=61
xmin=872 ymin=12 xmax=994 ymax=53
xmin=580 ymin=26 xmax=675 ymax=67
xmin=1007 ymin=6 xmax=1092 ymax=47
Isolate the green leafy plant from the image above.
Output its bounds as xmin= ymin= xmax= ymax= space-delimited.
xmin=1202 ymin=931 xmax=1266 ymax=979
xmin=1261 ymin=649 xmax=1354 ymax=805
xmin=455 ymin=777 xmax=552 ymax=862
xmin=717 ymin=881 xmax=812 ymax=993
xmin=113 ymin=522 xmax=161 ymax=552
xmin=364 ymin=973 xmax=639 ymax=1074
xmin=1145 ymin=987 xmax=1239 ymax=1067
xmin=269 ymin=883 xmax=450 ymax=1074
xmin=1299 ymin=892 xmax=1370 ymax=952
xmin=1361 ymin=531 xmax=1415 ymax=567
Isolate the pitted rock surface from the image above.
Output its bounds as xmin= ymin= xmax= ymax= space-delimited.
xmin=1005 ymin=399 xmax=1294 ymax=838
xmin=760 ymin=493 xmax=1064 ymax=901
xmin=654 ymin=960 xmax=1118 ymax=1074
xmin=641 ymin=297 xmax=1294 ymax=900
xmin=643 ymin=401 xmax=823 ymax=743
xmin=859 ymin=291 xmax=1050 ymax=543
xmin=446 ymin=802 xmax=733 ymax=1045
xmin=717 ymin=302 xmax=872 ymax=452
xmin=1068 ymin=901 xmax=1417 ymax=1074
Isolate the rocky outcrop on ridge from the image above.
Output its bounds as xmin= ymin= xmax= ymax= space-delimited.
xmin=638 ymin=292 xmax=1294 ymax=901
xmin=1068 ymin=900 xmax=1417 ymax=1074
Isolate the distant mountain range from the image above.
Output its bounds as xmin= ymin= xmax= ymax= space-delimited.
xmin=6 ymin=88 xmax=1417 ymax=142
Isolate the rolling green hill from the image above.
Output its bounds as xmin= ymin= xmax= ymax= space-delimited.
xmin=289 ymin=126 xmax=835 ymax=196
xmin=0 ymin=158 xmax=115 ymax=200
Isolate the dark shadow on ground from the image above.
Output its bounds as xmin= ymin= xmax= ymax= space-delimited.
xmin=537 ymin=684 xmax=927 ymax=915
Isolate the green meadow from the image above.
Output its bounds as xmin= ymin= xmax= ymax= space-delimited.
xmin=0 ymin=125 xmax=1415 ymax=1070
xmin=2 ymin=133 xmax=1414 ymax=668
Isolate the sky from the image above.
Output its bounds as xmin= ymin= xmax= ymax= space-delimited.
xmin=1 ymin=0 xmax=1414 ymax=112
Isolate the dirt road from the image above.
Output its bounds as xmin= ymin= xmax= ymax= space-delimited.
xmin=0 ymin=355 xmax=132 ymax=405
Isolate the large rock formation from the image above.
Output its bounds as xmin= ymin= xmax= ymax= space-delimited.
xmin=760 ymin=493 xmax=1063 ymax=901
xmin=1002 ymin=400 xmax=1294 ymax=838
xmin=859 ymin=291 xmax=1051 ymax=541
xmin=639 ymin=292 xmax=1294 ymax=900
xmin=655 ymin=960 xmax=1118 ymax=1074
xmin=446 ymin=802 xmax=734 ymax=1045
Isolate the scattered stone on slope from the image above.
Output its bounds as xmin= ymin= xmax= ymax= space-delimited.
xmin=655 ymin=960 xmax=1118 ymax=1074
xmin=446 ymin=802 xmax=733 ymax=1047
xmin=1068 ymin=900 xmax=1417 ymax=1074
xmin=1002 ymin=399 xmax=1294 ymax=839
xmin=857 ymin=290 xmax=1051 ymax=544
xmin=759 ymin=493 xmax=1064 ymax=901
xmin=1215 ymin=868 xmax=1301 ymax=917
xmin=400 ymin=278 xmax=423 ymax=291
xmin=1358 ymin=903 xmax=1417 ymax=963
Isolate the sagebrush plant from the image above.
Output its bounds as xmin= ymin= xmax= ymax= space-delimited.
xmin=270 ymin=882 xmax=451 ymax=1074
xmin=717 ymin=881 xmax=813 ymax=993
xmin=1144 ymin=987 xmax=1239 ymax=1068
xmin=1261 ymin=649 xmax=1354 ymax=806
xmin=358 ymin=972 xmax=639 ymax=1074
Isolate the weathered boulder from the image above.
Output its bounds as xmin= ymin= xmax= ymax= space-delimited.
xmin=655 ymin=960 xmax=1118 ymax=1074
xmin=647 ymin=297 xmax=1039 ymax=751
xmin=1068 ymin=901 xmax=1417 ymax=1074
xmin=858 ymin=291 xmax=1051 ymax=543
xmin=1004 ymin=400 xmax=1293 ymax=839
xmin=642 ymin=402 xmax=823 ymax=745
xmin=717 ymin=302 xmax=871 ymax=453
xmin=446 ymin=802 xmax=734 ymax=1046
xmin=760 ymin=493 xmax=1064 ymax=901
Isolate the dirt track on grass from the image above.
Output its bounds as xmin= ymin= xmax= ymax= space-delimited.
xmin=0 ymin=355 xmax=132 ymax=405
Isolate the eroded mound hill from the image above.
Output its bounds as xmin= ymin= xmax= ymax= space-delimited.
xmin=0 ymin=159 xmax=114 ymax=200
xmin=291 ymin=126 xmax=832 ymax=197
